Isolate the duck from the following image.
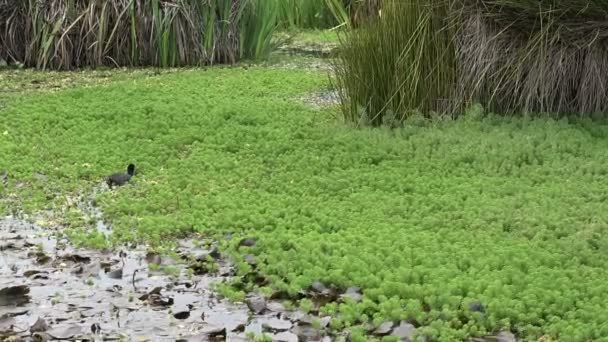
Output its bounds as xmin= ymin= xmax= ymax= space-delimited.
xmin=106 ymin=164 xmax=135 ymax=189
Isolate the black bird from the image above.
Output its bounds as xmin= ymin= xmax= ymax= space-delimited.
xmin=106 ymin=164 xmax=135 ymax=189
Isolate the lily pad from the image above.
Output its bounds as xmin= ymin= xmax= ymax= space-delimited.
xmin=373 ymin=321 xmax=395 ymax=336
xmin=245 ymin=294 xmax=266 ymax=314
xmin=30 ymin=317 xmax=48 ymax=333
xmin=390 ymin=321 xmax=416 ymax=341
xmin=273 ymin=331 xmax=298 ymax=342
xmin=47 ymin=324 xmax=84 ymax=340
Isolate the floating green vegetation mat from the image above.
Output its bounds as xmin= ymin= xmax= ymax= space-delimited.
xmin=2 ymin=67 xmax=608 ymax=340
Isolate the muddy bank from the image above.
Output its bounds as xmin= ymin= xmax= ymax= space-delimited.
xmin=0 ymin=217 xmax=336 ymax=341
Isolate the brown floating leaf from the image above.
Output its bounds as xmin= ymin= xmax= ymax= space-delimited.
xmin=273 ymin=331 xmax=298 ymax=342
xmin=310 ymin=281 xmax=328 ymax=294
xmin=30 ymin=317 xmax=48 ymax=333
xmin=147 ymin=294 xmax=173 ymax=307
xmin=60 ymin=253 xmax=91 ymax=264
xmin=145 ymin=252 xmax=162 ymax=265
xmin=245 ymin=294 xmax=266 ymax=314
xmin=35 ymin=252 xmax=51 ymax=264
xmin=266 ymin=301 xmax=286 ymax=313
xmin=260 ymin=317 xmax=292 ymax=333
xmin=32 ymin=332 xmax=52 ymax=342
xmin=339 ymin=287 xmax=362 ymax=303
xmin=482 ymin=331 xmax=517 ymax=342
xmin=178 ymin=326 xmax=226 ymax=342
xmin=23 ymin=270 xmax=46 ymax=278
xmin=231 ymin=323 xmax=245 ymax=332
xmin=202 ymin=326 xmax=226 ymax=339
xmin=244 ymin=255 xmax=256 ymax=266
xmin=291 ymin=324 xmax=322 ymax=341
xmin=390 ymin=321 xmax=417 ymax=340
xmin=47 ymin=324 xmax=84 ymax=340
xmin=373 ymin=321 xmax=395 ymax=336
xmin=468 ymin=301 xmax=485 ymax=313
xmin=138 ymin=286 xmax=163 ymax=301
xmin=106 ymin=268 xmax=123 ymax=279
xmin=0 ymin=317 xmax=16 ymax=338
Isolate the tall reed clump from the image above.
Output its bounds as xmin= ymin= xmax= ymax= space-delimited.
xmin=333 ymin=0 xmax=457 ymax=126
xmin=455 ymin=0 xmax=608 ymax=117
xmin=276 ymin=0 xmax=381 ymax=30
xmin=334 ymin=0 xmax=608 ymax=124
xmin=0 ymin=0 xmax=280 ymax=70
xmin=277 ymin=0 xmax=337 ymax=29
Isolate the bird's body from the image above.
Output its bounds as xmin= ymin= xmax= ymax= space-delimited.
xmin=106 ymin=164 xmax=135 ymax=189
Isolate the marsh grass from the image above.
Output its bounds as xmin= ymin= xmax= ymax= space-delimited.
xmin=334 ymin=0 xmax=608 ymax=124
xmin=277 ymin=0 xmax=380 ymax=30
xmin=333 ymin=0 xmax=457 ymax=126
xmin=0 ymin=0 xmax=278 ymax=69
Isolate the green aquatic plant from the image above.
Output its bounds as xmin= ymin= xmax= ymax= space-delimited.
xmin=2 ymin=67 xmax=608 ymax=339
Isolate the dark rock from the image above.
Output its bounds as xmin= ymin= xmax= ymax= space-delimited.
xmin=390 ymin=321 xmax=416 ymax=341
xmin=238 ymin=238 xmax=256 ymax=248
xmin=0 ymin=285 xmax=30 ymax=306
xmin=246 ymin=294 xmax=266 ymax=314
xmin=373 ymin=321 xmax=395 ymax=336
xmin=173 ymin=310 xmax=190 ymax=320
xmin=468 ymin=301 xmax=485 ymax=313
xmin=91 ymin=323 xmax=101 ymax=334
